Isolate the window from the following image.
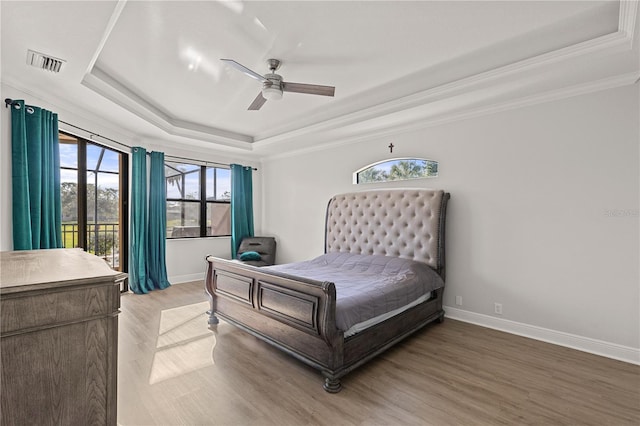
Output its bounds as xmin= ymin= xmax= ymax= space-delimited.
xmin=165 ymin=162 xmax=231 ymax=238
xmin=59 ymin=132 xmax=128 ymax=272
xmin=354 ymin=158 xmax=439 ymax=184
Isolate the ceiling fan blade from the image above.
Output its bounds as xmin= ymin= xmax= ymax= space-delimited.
xmin=248 ymin=92 xmax=267 ymax=110
xmin=221 ymin=59 xmax=266 ymax=83
xmin=282 ymin=82 xmax=335 ymax=97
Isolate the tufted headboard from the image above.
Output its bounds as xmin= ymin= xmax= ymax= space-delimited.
xmin=324 ymin=189 xmax=450 ymax=278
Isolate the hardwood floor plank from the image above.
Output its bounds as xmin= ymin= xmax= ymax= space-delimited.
xmin=117 ymin=281 xmax=640 ymax=426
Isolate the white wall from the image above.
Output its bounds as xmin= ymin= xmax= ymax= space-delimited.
xmin=0 ymin=89 xmax=11 ymax=251
xmin=165 ymin=237 xmax=231 ymax=283
xmin=3 ymin=80 xmax=638 ymax=362
xmin=0 ymin=83 xmax=262 ymax=284
xmin=261 ymin=84 xmax=639 ymax=360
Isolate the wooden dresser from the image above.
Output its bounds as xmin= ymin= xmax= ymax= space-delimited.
xmin=0 ymin=248 xmax=126 ymax=426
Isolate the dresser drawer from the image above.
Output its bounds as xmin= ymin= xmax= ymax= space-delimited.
xmin=1 ymin=282 xmax=121 ymax=336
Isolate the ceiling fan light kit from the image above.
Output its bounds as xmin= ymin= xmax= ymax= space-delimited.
xmin=221 ymin=58 xmax=335 ymax=110
xmin=262 ymin=71 xmax=283 ymax=100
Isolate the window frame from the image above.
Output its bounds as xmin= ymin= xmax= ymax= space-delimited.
xmin=58 ymin=131 xmax=129 ymax=274
xmin=165 ymin=162 xmax=231 ymax=239
xmin=353 ymin=157 xmax=439 ymax=184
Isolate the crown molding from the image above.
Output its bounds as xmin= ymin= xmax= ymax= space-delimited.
xmin=82 ymin=67 xmax=254 ymax=150
xmin=83 ymin=0 xmax=128 ymax=77
xmin=79 ymin=0 xmax=638 ymax=153
xmin=619 ymin=0 xmax=639 ymax=42
xmin=1 ymin=79 xmax=259 ymax=164
xmin=260 ymin=71 xmax=640 ymax=161
xmin=255 ymin=28 xmax=634 ymax=149
xmin=255 ymin=2 xmax=639 ymax=146
xmin=81 ymin=0 xmax=255 ymax=149
xmin=1 ymin=79 xmax=140 ymax=144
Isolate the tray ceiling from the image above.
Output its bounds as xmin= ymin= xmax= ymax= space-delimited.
xmin=1 ymin=1 xmax=637 ymax=155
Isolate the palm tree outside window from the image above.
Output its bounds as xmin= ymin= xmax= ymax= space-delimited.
xmin=354 ymin=158 xmax=439 ymax=184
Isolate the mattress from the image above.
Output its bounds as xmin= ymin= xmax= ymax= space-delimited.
xmin=265 ymin=252 xmax=444 ymax=333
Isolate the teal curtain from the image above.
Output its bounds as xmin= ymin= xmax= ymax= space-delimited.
xmin=230 ymin=164 xmax=254 ymax=258
xmin=147 ymin=152 xmax=170 ymax=290
xmin=129 ymin=147 xmax=171 ymax=294
xmin=129 ymin=147 xmax=150 ymax=293
xmin=10 ymin=100 xmax=62 ymax=250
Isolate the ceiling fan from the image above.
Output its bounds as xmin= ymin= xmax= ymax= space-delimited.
xmin=221 ymin=58 xmax=335 ymax=110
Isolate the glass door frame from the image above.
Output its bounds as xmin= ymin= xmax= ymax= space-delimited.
xmin=59 ymin=131 xmax=129 ymax=285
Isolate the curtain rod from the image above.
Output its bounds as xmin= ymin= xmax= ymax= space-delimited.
xmin=4 ymin=98 xmax=258 ymax=170
xmin=60 ymin=119 xmax=132 ymax=150
xmin=4 ymin=98 xmax=257 ymax=171
xmin=59 ymin=120 xmax=257 ymax=170
xmin=62 ymin=121 xmax=258 ymax=170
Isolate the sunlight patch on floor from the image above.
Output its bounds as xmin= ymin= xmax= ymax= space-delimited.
xmin=148 ymin=301 xmax=215 ymax=385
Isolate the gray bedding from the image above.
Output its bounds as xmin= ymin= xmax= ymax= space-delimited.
xmin=265 ymin=252 xmax=444 ymax=332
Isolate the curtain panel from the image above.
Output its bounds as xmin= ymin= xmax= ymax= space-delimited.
xmin=10 ymin=100 xmax=62 ymax=250
xmin=129 ymin=147 xmax=171 ymax=294
xmin=129 ymin=147 xmax=149 ymax=293
xmin=230 ymin=164 xmax=254 ymax=259
xmin=147 ymin=152 xmax=170 ymax=290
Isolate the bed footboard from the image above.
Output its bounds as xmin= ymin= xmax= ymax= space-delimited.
xmin=205 ymin=257 xmax=343 ymax=372
xmin=205 ymin=256 xmax=445 ymax=393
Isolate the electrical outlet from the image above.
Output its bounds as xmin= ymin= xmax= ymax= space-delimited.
xmin=455 ymin=296 xmax=463 ymax=306
xmin=494 ymin=303 xmax=503 ymax=315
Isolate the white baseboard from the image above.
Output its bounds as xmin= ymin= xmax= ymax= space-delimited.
xmin=168 ymin=273 xmax=205 ymax=285
xmin=444 ymin=306 xmax=640 ymax=365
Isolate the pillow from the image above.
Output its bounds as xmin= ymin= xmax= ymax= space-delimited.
xmin=239 ymin=251 xmax=262 ymax=261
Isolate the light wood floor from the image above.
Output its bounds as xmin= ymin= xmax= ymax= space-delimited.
xmin=117 ymin=281 xmax=639 ymax=426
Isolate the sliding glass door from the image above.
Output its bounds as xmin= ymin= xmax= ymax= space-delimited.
xmin=59 ymin=132 xmax=128 ymax=272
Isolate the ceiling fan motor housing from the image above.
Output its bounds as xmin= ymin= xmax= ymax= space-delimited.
xmin=264 ymin=73 xmax=282 ymax=87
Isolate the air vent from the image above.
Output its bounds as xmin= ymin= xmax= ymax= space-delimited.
xmin=26 ymin=49 xmax=65 ymax=73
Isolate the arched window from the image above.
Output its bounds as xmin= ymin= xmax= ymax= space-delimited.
xmin=353 ymin=158 xmax=438 ymax=184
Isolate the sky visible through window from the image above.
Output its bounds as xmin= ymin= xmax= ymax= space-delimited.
xmin=59 ymin=142 xmax=120 ymax=189
xmin=166 ymin=162 xmax=230 ymax=200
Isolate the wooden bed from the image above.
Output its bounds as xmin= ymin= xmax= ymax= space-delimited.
xmin=205 ymin=188 xmax=450 ymax=392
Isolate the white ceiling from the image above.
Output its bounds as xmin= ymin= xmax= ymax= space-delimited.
xmin=1 ymin=1 xmax=638 ymax=156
